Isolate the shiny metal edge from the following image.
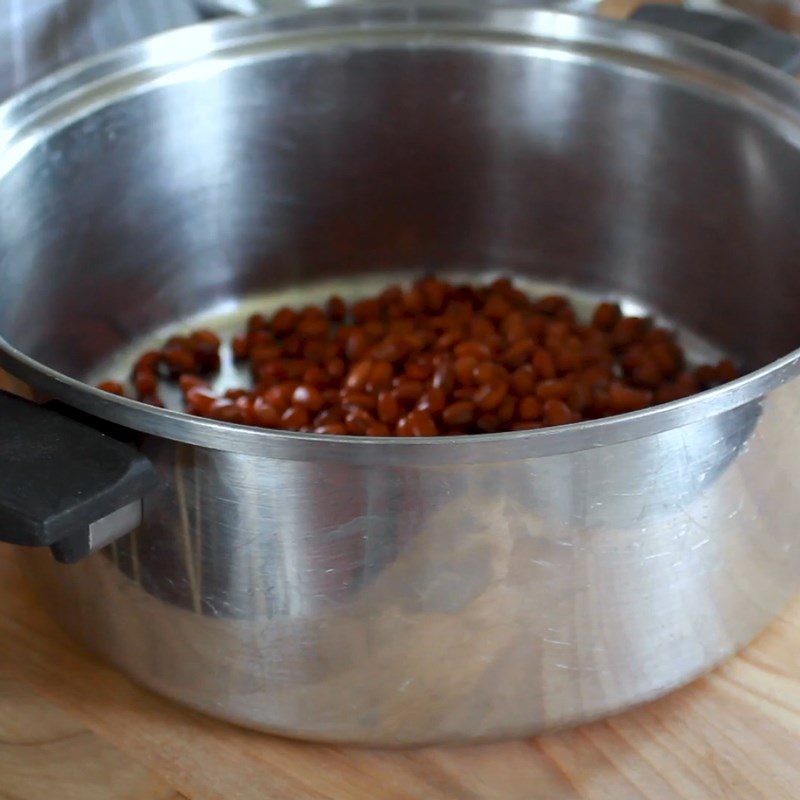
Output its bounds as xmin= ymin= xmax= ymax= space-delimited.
xmin=3 ymin=337 xmax=799 ymax=465
xmin=2 ymin=4 xmax=800 ymax=464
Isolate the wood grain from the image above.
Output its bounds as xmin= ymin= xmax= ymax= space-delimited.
xmin=0 ymin=546 xmax=799 ymax=799
xmin=0 ymin=671 xmax=182 ymax=800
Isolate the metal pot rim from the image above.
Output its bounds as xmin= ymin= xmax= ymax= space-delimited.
xmin=2 ymin=4 xmax=800 ymax=464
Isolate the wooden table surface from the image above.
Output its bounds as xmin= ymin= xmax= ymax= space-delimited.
xmin=4 ymin=2 xmax=800 ymax=797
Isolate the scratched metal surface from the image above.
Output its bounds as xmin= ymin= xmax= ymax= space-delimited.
xmin=23 ymin=381 xmax=800 ymax=744
xmin=0 ymin=0 xmax=198 ymax=102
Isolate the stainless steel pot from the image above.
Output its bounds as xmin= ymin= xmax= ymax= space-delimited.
xmin=1 ymin=4 xmax=800 ymax=745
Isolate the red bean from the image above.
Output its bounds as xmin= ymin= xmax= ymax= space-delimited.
xmin=393 ymin=380 xmax=425 ymax=403
xmin=235 ymin=395 xmax=256 ymax=424
xmin=315 ymin=423 xmax=347 ymax=434
xmin=536 ymin=378 xmax=573 ymax=400
xmin=592 ymin=302 xmax=621 ymax=331
xmin=554 ymin=345 xmax=582 ymax=375
xmin=341 ymin=392 xmax=378 ymax=411
xmin=454 ymin=356 xmax=479 ymax=386
xmin=405 ymin=360 xmax=433 ymax=381
xmin=534 ymin=295 xmax=569 ymax=316
xmin=607 ymin=382 xmax=653 ymax=412
xmin=416 ymin=387 xmax=446 ymax=415
xmin=473 ymin=361 xmax=496 ymax=385
xmin=190 ymin=329 xmax=221 ymax=350
xmin=715 ymin=358 xmax=739 ymax=384
xmin=474 ymin=381 xmax=508 ymax=411
xmin=501 ymin=312 xmax=528 ymax=343
xmin=407 ymin=409 xmax=438 ymax=436
xmin=396 ymin=415 xmax=413 ymax=436
xmin=310 ymin=409 xmax=336 ymax=427
xmin=631 ymin=359 xmax=662 ymax=388
xmin=303 ymin=365 xmax=330 ymax=388
xmin=442 ymin=401 xmax=476 ymax=426
xmin=420 ymin=277 xmax=446 ymax=313
xmin=248 ymin=313 xmax=268 ymax=332
xmin=345 ymin=329 xmax=368 ymax=361
xmin=378 ymin=284 xmax=403 ymax=309
xmin=511 ymin=421 xmax=544 ymax=431
xmin=211 ymin=399 xmax=245 ymax=424
xmin=327 ymin=357 xmax=346 ymax=380
xmin=327 ymin=295 xmax=347 ymax=322
xmin=436 ymin=329 xmax=462 ymax=351
xmin=484 ymin=293 xmax=511 ymax=320
xmin=650 ymin=340 xmax=682 ymax=377
xmin=497 ymin=396 xmax=516 ymax=424
xmin=252 ymin=397 xmax=281 ymax=427
xmin=345 ymin=408 xmax=375 ymax=435
xmin=231 ymin=334 xmax=248 ymax=360
xmin=134 ymin=370 xmax=158 ymax=397
xmin=378 ymin=391 xmax=401 ymax=425
xmin=476 ymin=413 xmax=500 ymax=433
xmin=134 ymin=351 xmax=162 ymax=373
xmin=98 ymin=381 xmax=126 ymax=397
xmin=102 ymin=277 xmax=736 ymax=436
xmin=470 ymin=316 xmax=495 ymax=341
xmin=282 ymin=405 xmax=310 ymax=429
xmin=454 ymin=341 xmax=492 ymax=360
xmin=251 ymin=345 xmax=282 ymax=364
xmin=432 ymin=361 xmax=456 ymax=393
xmin=263 ymin=383 xmax=294 ymax=412
xmin=272 ymin=307 xmax=297 ymax=336
xmin=511 ymin=365 xmax=537 ymax=396
xmin=371 ymin=336 xmax=408 ymax=362
xmin=353 ymin=298 xmax=381 ymax=324
xmin=519 ymin=396 xmax=542 ymax=421
xmin=179 ymin=374 xmax=205 ymax=393
xmin=532 ymin=349 xmax=556 ymax=380
xmin=568 ymin=382 xmax=590 ymax=412
xmin=186 ymin=386 xmax=216 ymax=415
xmin=292 ymin=385 xmax=324 ymax=412
xmin=502 ymin=338 xmax=535 ymax=367
xmin=655 ymin=382 xmax=694 ymax=404
xmin=297 ymin=315 xmax=329 ymax=338
xmin=164 ymin=347 xmax=196 ymax=375
xmin=612 ymin=317 xmax=648 ymax=348
xmin=543 ymin=399 xmax=577 ymax=427
xmin=345 ymin=360 xmax=373 ymax=391
xmin=368 ymin=360 xmax=394 ymax=390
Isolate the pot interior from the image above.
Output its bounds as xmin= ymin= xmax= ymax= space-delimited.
xmin=1 ymin=20 xmax=800 ymax=386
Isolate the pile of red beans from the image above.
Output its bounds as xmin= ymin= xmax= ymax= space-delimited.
xmin=98 ymin=276 xmax=738 ymax=436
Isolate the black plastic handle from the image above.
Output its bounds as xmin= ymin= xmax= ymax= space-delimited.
xmin=632 ymin=4 xmax=800 ymax=74
xmin=0 ymin=390 xmax=157 ymax=563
